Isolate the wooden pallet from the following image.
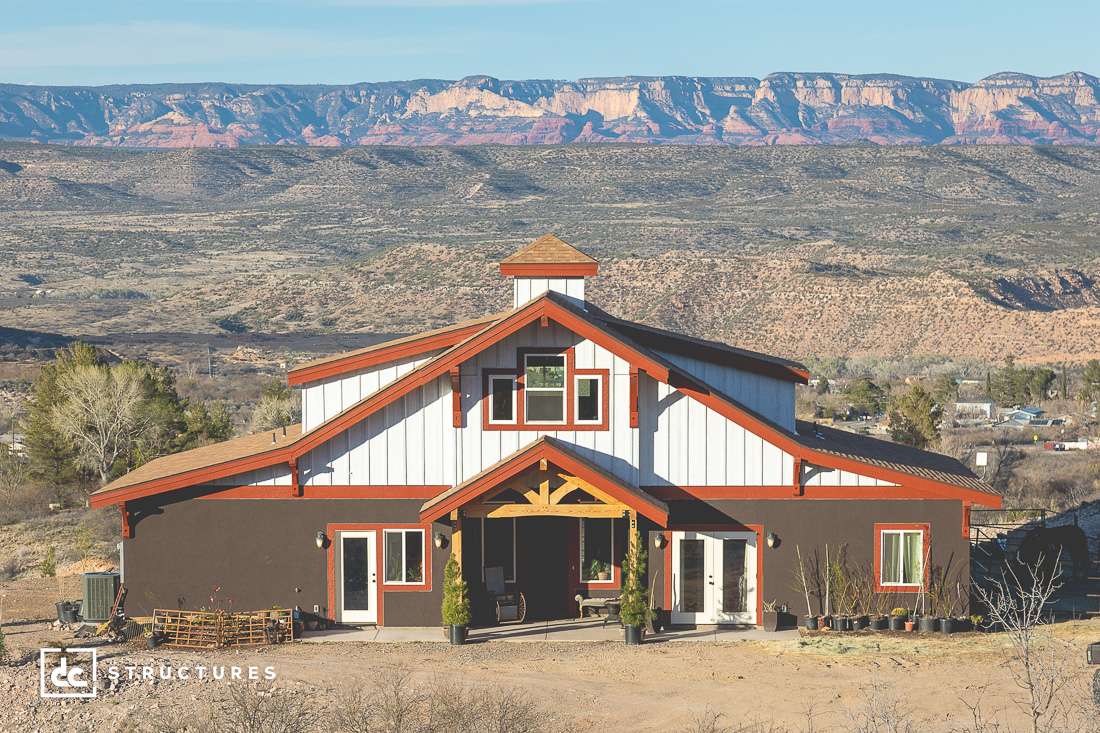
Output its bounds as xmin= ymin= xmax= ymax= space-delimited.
xmin=153 ymin=608 xmax=294 ymax=648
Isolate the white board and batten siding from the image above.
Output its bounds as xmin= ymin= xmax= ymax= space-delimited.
xmin=300 ymin=350 xmax=446 ymax=432
xmin=513 ymin=278 xmax=585 ymax=309
xmin=653 ymin=350 xmax=796 ymax=432
xmin=802 ymin=463 xmax=896 ymax=488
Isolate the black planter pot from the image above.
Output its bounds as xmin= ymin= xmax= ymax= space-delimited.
xmin=833 ymin=615 xmax=850 ymax=631
xmin=805 ymin=615 xmax=818 ymax=631
xmin=146 ymin=635 xmax=157 ymax=650
xmin=917 ymin=616 xmax=937 ymax=633
xmin=648 ymin=608 xmax=664 ymax=635
xmin=888 ymin=616 xmax=905 ymax=631
xmin=763 ymin=611 xmax=779 ymax=632
xmin=850 ymin=615 xmax=868 ymax=631
xmin=940 ymin=617 xmax=957 ymax=634
xmin=448 ymin=625 xmax=468 ymax=645
xmin=869 ymin=616 xmax=888 ymax=631
xmin=624 ymin=624 xmax=644 ymax=645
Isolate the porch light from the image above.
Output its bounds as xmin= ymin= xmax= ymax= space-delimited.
xmin=434 ymin=531 xmax=446 ymax=549
xmin=766 ymin=532 xmax=779 ymax=549
xmin=654 ymin=532 xmax=667 ymax=550
xmin=316 ymin=532 xmax=326 ymax=549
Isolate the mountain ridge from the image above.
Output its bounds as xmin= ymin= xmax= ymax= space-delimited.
xmin=4 ymin=72 xmax=1100 ymax=147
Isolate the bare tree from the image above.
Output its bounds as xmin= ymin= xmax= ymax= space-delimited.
xmin=974 ymin=556 xmax=1073 ymax=733
xmin=840 ymin=673 xmax=918 ymax=733
xmin=51 ymin=365 xmax=152 ymax=485
xmin=250 ymin=395 xmax=302 ymax=434
xmin=0 ymin=443 xmax=28 ymax=505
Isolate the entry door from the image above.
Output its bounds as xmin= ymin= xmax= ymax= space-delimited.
xmin=337 ymin=531 xmax=377 ymax=624
xmin=671 ymin=531 xmax=757 ymax=625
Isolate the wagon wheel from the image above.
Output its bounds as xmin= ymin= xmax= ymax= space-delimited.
xmin=515 ymin=592 xmax=526 ymax=623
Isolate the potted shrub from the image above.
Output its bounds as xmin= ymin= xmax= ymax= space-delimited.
xmin=762 ymin=601 xmax=780 ymax=632
xmin=888 ymin=607 xmax=907 ymax=631
xmin=441 ymin=554 xmax=471 ymax=645
xmin=619 ymin=531 xmax=652 ymax=645
xmin=793 ymin=546 xmax=820 ymax=631
xmin=588 ymin=559 xmax=611 ymax=582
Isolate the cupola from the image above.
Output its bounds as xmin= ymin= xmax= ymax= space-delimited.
xmin=499 ymin=234 xmax=598 ymax=309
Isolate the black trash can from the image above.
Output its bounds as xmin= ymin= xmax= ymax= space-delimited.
xmin=55 ymin=601 xmax=77 ymax=625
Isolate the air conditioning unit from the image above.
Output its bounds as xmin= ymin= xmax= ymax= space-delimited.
xmin=81 ymin=572 xmax=120 ymax=622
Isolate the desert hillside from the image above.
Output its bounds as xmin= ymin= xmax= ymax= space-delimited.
xmin=1 ymin=142 xmax=1099 ymax=364
xmin=4 ymin=72 xmax=1100 ymax=147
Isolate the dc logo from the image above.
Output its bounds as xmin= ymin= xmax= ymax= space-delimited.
xmin=39 ymin=648 xmax=98 ymax=698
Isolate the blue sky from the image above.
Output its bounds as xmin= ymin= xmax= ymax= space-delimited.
xmin=1 ymin=0 xmax=1097 ymax=86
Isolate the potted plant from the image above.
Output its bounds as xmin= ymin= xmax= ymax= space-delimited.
xmin=794 ymin=546 xmax=819 ymax=631
xmin=588 ymin=559 xmax=611 ymax=582
xmin=763 ymin=600 xmax=780 ymax=632
xmin=441 ymin=554 xmax=470 ymax=645
xmin=619 ymin=531 xmax=651 ymax=645
xmin=143 ymin=626 xmax=157 ymax=650
xmin=889 ymin=607 xmax=907 ymax=631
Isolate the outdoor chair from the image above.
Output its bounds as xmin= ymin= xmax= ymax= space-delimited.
xmin=485 ymin=566 xmax=526 ymax=624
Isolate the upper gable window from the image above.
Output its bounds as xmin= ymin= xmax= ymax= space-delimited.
xmin=575 ymin=375 xmax=602 ymax=423
xmin=525 ymin=354 xmax=566 ymax=423
xmin=489 ymin=376 xmax=516 ymax=424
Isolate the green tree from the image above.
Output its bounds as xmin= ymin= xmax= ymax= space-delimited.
xmin=261 ymin=380 xmax=292 ymax=401
xmin=843 ymin=377 xmax=886 ymax=417
xmin=888 ymin=385 xmax=944 ymax=449
xmin=441 ymin=554 xmax=470 ymax=627
xmin=814 ymin=376 xmax=830 ymax=395
xmin=1025 ymin=368 xmax=1055 ymax=402
xmin=1082 ymin=360 xmax=1100 ymax=401
xmin=619 ymin=531 xmax=651 ymax=629
xmin=932 ymin=373 xmax=959 ymax=405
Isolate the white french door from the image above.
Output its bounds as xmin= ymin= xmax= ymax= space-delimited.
xmin=336 ymin=531 xmax=377 ymax=624
xmin=671 ymin=531 xmax=757 ymax=625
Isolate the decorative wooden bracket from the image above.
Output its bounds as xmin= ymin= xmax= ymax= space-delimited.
xmin=629 ymin=367 xmax=640 ymax=428
xmin=540 ymin=315 xmax=549 ymax=328
xmin=792 ymin=458 xmax=803 ymax=497
xmin=120 ymin=502 xmax=132 ymax=539
xmin=290 ymin=458 xmax=301 ymax=497
xmin=451 ymin=366 xmax=463 ymax=428
xmin=962 ymin=501 xmax=971 ymax=539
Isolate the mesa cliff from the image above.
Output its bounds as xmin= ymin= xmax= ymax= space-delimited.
xmin=4 ymin=72 xmax=1100 ymax=147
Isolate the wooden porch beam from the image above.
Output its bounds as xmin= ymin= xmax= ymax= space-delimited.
xmin=539 ymin=459 xmax=550 ymax=505
xmin=450 ymin=509 xmax=463 ymax=577
xmin=463 ymin=504 xmax=629 ymax=519
xmin=549 ymin=482 xmax=579 ymax=505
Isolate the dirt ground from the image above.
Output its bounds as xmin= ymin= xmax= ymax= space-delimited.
xmin=1 ymin=578 xmax=1099 ymax=732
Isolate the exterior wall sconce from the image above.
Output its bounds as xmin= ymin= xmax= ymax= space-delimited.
xmin=434 ymin=531 xmax=447 ymax=549
xmin=766 ymin=532 xmax=779 ymax=549
xmin=316 ymin=531 xmax=326 ymax=549
xmin=654 ymin=532 xmax=667 ymax=550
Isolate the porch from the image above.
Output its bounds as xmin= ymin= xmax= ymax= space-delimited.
xmin=302 ymin=617 xmax=800 ymax=643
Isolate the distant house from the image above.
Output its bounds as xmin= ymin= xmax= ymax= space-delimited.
xmin=954 ymin=399 xmax=995 ymax=420
xmin=0 ymin=434 xmax=26 ymax=457
xmin=90 ymin=235 xmax=1000 ymax=629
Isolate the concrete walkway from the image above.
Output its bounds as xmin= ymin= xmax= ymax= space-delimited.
xmin=301 ymin=618 xmax=802 ymax=643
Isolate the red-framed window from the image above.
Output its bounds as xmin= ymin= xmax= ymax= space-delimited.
xmin=874 ymin=523 xmax=930 ymax=592
xmin=568 ymin=517 xmax=621 ymax=589
xmin=481 ymin=346 xmax=609 ymax=431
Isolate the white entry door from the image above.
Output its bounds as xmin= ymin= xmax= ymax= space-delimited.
xmin=336 ymin=531 xmax=377 ymax=624
xmin=671 ymin=531 xmax=757 ymax=625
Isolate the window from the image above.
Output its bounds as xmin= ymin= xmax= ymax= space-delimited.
xmin=880 ymin=529 xmax=924 ymax=587
xmin=489 ymin=376 xmax=515 ymax=424
xmin=575 ymin=375 xmax=602 ymax=423
xmin=384 ymin=529 xmax=424 ymax=584
xmin=482 ymin=518 xmax=516 ymax=583
xmin=525 ymin=354 xmax=566 ymax=423
xmin=580 ymin=518 xmax=614 ymax=583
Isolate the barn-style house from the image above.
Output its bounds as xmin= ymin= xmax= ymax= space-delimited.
xmin=91 ymin=235 xmax=1001 ymax=628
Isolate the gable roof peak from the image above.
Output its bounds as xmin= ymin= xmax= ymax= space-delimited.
xmin=500 ymin=234 xmax=598 ymax=277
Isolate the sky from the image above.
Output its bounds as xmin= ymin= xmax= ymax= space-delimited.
xmin=1 ymin=0 xmax=1098 ymax=87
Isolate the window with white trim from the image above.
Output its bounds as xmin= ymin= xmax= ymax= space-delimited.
xmin=489 ymin=376 xmax=516 ymax=424
xmin=383 ymin=529 xmax=425 ymax=584
xmin=880 ymin=529 xmax=923 ymax=586
xmin=580 ymin=517 xmax=614 ymax=583
xmin=525 ymin=354 xmax=566 ymax=423
xmin=575 ymin=374 xmax=602 ymax=423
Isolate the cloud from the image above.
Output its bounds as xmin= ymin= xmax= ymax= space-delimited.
xmin=0 ymin=21 xmax=507 ymax=69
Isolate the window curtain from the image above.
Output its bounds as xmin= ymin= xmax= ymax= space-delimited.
xmin=903 ymin=531 xmax=922 ymax=585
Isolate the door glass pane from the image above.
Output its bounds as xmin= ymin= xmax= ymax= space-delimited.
xmin=491 ymin=378 xmax=513 ymax=421
xmin=882 ymin=532 xmax=901 ymax=584
xmin=680 ymin=538 xmax=705 ymax=613
xmin=342 ymin=537 xmax=370 ymax=611
xmin=484 ymin=518 xmax=515 ymax=582
xmin=577 ymin=378 xmax=600 ymax=421
xmin=722 ymin=539 xmax=747 ymax=614
xmin=527 ymin=391 xmax=564 ymax=421
xmin=384 ymin=531 xmax=403 ymax=582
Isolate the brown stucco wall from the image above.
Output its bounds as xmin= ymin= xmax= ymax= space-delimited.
xmin=646 ymin=498 xmax=968 ymax=620
xmin=123 ymin=492 xmax=449 ymax=627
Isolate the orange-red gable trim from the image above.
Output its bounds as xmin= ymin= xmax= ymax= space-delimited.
xmin=500 ymin=263 xmax=598 ymax=277
xmin=287 ymin=322 xmax=491 ymax=386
